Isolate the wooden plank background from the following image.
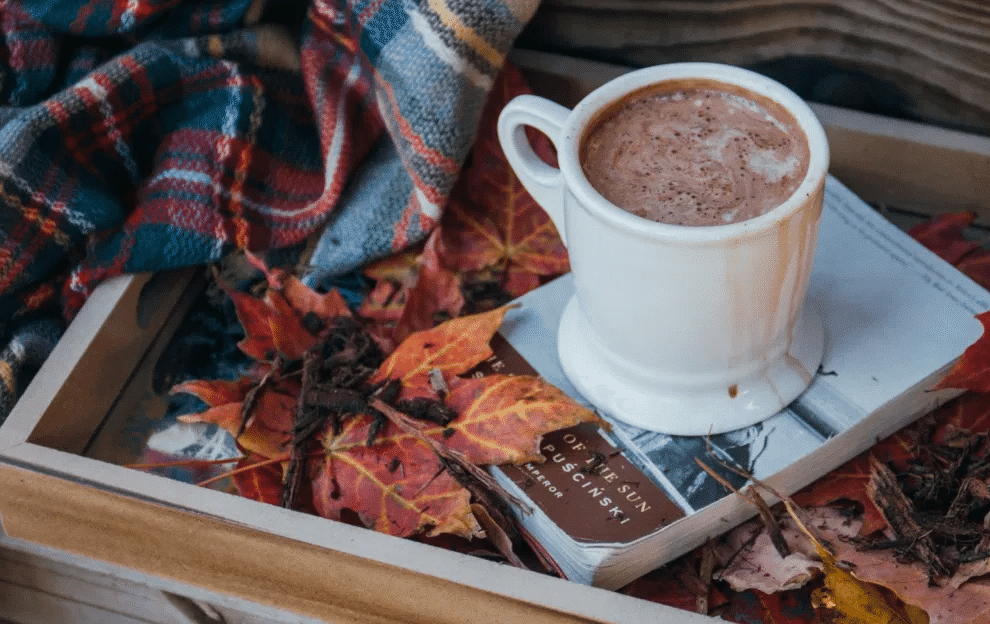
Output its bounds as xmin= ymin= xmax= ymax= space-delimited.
xmin=516 ymin=0 xmax=990 ymax=135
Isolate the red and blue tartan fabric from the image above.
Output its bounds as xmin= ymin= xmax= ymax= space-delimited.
xmin=0 ymin=0 xmax=539 ymax=413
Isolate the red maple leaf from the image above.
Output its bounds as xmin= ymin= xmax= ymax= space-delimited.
xmin=225 ymin=253 xmax=352 ymax=361
xmin=231 ymin=454 xmax=317 ymax=513
xmin=388 ymin=230 xmax=465 ymax=349
xmin=314 ymin=425 xmax=478 ymax=537
xmin=908 ymin=212 xmax=981 ymax=264
xmin=174 ymin=260 xmax=598 ymax=540
xmin=440 ymin=63 xmax=568 ymax=297
xmin=177 ymin=376 xmax=299 ymax=460
xmin=930 ymin=391 xmax=990 ymax=442
xmin=358 ymin=230 xmax=464 ymax=353
xmin=955 ymin=250 xmax=990 ymax=295
xmin=308 ymin=309 xmax=597 ymax=538
xmin=231 ymin=455 xmax=286 ymax=507
xmin=911 ymin=215 xmax=990 ymax=394
xmin=311 ymin=371 xmax=598 ymax=538
xmin=936 ymin=311 xmax=990 ymax=392
xmin=794 ymin=370 xmax=990 ymax=537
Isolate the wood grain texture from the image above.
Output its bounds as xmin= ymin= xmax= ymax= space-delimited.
xmin=0 ymin=539 xmax=334 ymax=624
xmin=0 ymin=464 xmax=607 ymax=624
xmin=516 ymin=0 xmax=990 ymax=134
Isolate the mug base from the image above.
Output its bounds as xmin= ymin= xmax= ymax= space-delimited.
xmin=557 ymin=297 xmax=825 ymax=435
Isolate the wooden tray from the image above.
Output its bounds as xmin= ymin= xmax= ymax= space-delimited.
xmin=2 ymin=52 xmax=989 ymax=624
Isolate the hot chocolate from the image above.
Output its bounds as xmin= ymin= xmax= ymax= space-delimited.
xmin=580 ymin=80 xmax=810 ymax=226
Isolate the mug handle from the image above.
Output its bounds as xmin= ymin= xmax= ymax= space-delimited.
xmin=497 ymin=94 xmax=571 ymax=246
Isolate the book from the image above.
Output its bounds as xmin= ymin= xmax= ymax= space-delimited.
xmin=482 ymin=176 xmax=990 ymax=590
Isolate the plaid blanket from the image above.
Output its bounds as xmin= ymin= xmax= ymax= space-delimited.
xmin=0 ymin=0 xmax=539 ymax=417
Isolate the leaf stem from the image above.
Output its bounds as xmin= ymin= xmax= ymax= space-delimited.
xmin=196 ymin=454 xmax=289 ymax=487
xmin=194 ymin=450 xmax=326 ymax=488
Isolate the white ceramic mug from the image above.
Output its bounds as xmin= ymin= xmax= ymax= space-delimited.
xmin=497 ymin=63 xmax=829 ymax=435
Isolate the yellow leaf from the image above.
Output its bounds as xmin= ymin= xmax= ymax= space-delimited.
xmin=812 ymin=541 xmax=929 ymax=624
xmin=780 ymin=500 xmax=929 ymax=624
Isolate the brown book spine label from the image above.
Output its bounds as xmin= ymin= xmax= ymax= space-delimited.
xmin=466 ymin=333 xmax=686 ymax=544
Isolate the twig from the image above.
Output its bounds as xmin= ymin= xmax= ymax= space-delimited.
xmin=696 ymin=542 xmax=716 ymax=615
xmin=701 ymin=436 xmax=820 ymax=533
xmin=696 ymin=453 xmax=838 ymax=563
xmin=868 ymin=455 xmax=953 ymax=580
xmin=284 ymin=348 xmax=321 ymax=509
xmin=239 ymin=355 xmax=282 ymax=437
xmin=368 ymin=397 xmax=531 ymax=513
xmin=695 ymin=458 xmax=791 ymax=558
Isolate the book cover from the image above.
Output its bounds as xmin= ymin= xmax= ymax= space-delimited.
xmin=484 ymin=176 xmax=990 ymax=590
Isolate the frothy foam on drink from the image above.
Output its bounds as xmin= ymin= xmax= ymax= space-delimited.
xmin=581 ymin=85 xmax=810 ymax=226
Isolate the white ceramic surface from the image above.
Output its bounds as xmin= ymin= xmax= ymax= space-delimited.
xmin=497 ymin=63 xmax=829 ymax=435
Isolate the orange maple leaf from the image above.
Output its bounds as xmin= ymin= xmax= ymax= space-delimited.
xmin=442 ymin=374 xmax=600 ymax=465
xmin=371 ymin=304 xmax=511 ymax=393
